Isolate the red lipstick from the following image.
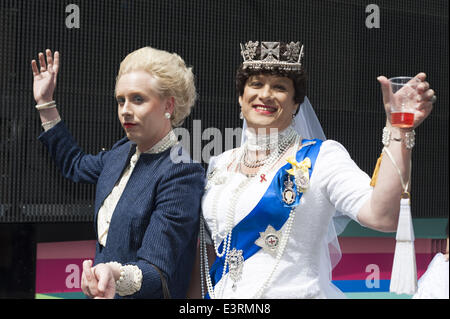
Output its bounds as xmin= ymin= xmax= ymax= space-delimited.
xmin=253 ymin=104 xmax=277 ymax=114
xmin=123 ymin=122 xmax=136 ymax=129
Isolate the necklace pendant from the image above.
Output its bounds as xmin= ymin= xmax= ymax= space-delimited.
xmin=228 ymin=248 xmax=244 ymax=289
xmin=282 ymin=175 xmax=296 ymax=205
xmin=255 ymin=225 xmax=283 ymax=258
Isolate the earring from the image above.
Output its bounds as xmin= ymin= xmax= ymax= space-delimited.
xmin=239 ymin=111 xmax=244 ymax=120
xmin=164 ymin=112 xmax=171 ymax=119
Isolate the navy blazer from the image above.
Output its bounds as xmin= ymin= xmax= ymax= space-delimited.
xmin=39 ymin=121 xmax=204 ymax=298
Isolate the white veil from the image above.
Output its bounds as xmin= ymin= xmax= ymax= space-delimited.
xmin=241 ymin=96 xmax=351 ymax=298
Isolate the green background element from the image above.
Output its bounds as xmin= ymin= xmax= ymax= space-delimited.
xmin=340 ymin=218 xmax=448 ymax=238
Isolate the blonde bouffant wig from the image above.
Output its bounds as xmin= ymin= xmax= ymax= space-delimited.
xmin=116 ymin=46 xmax=197 ymax=127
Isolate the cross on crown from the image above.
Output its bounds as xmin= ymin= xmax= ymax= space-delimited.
xmin=240 ymin=41 xmax=304 ymax=71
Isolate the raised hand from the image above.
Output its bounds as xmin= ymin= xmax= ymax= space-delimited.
xmin=377 ymin=72 xmax=435 ymax=129
xmin=31 ymin=49 xmax=60 ymax=105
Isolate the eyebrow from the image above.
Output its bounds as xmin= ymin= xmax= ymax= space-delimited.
xmin=272 ymin=77 xmax=291 ymax=84
xmin=115 ymin=90 xmax=146 ymax=98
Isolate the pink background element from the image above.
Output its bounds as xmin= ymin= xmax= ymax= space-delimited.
xmin=37 ymin=240 xmax=96 ymax=259
xmin=332 ymin=253 xmax=433 ymax=281
xmin=333 ymin=237 xmax=436 ymax=281
xmin=36 ymin=258 xmax=86 ymax=293
xmin=36 ymin=240 xmax=95 ymax=293
xmin=338 ymin=237 xmax=436 ymax=254
xmin=35 ymin=238 xmax=439 ymax=293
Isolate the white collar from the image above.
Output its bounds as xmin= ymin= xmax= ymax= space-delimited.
xmin=244 ymin=125 xmax=295 ymax=151
xmin=134 ymin=130 xmax=178 ymax=162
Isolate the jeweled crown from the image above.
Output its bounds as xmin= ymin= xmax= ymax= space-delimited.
xmin=240 ymin=41 xmax=304 ymax=71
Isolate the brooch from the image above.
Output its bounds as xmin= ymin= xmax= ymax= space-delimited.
xmin=227 ymin=248 xmax=244 ymax=291
xmin=282 ymin=175 xmax=296 ymax=205
xmin=255 ymin=225 xmax=283 ymax=258
xmin=285 ymin=157 xmax=311 ymax=193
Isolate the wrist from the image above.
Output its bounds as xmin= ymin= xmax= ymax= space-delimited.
xmin=382 ymin=126 xmax=415 ymax=150
xmin=385 ymin=119 xmax=414 ymax=133
xmin=39 ymin=108 xmax=60 ymax=124
xmin=106 ymin=262 xmax=123 ymax=282
xmin=104 ymin=262 xmax=143 ymax=296
xmin=36 ymin=98 xmax=54 ymax=105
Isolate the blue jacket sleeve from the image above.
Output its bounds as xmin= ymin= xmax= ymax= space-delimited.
xmin=38 ymin=121 xmax=111 ymax=184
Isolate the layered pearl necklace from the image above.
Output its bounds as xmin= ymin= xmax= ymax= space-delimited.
xmin=146 ymin=130 xmax=178 ymax=154
xmin=242 ymin=128 xmax=293 ymax=169
xmin=201 ymin=126 xmax=301 ymax=299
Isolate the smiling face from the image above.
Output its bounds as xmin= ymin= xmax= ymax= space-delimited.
xmin=115 ymin=71 xmax=174 ymax=152
xmin=239 ymin=74 xmax=298 ymax=133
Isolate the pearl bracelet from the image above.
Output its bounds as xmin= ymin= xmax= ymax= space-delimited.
xmin=116 ymin=267 xmax=126 ymax=286
xmin=105 ymin=261 xmax=143 ymax=296
xmin=36 ymin=100 xmax=56 ymax=110
xmin=382 ymin=127 xmax=415 ymax=150
xmin=105 ymin=261 xmax=124 ymax=284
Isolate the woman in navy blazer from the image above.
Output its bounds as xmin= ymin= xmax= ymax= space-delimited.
xmin=31 ymin=47 xmax=204 ymax=298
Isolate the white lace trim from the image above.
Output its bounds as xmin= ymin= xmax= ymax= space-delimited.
xmin=42 ymin=116 xmax=61 ymax=131
xmin=97 ymin=151 xmax=139 ymax=246
xmin=245 ymin=125 xmax=295 ymax=151
xmin=107 ymin=262 xmax=143 ymax=296
xmin=146 ymin=130 xmax=177 ymax=154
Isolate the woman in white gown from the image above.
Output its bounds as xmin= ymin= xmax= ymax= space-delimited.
xmin=413 ymin=222 xmax=449 ymax=299
xmin=188 ymin=41 xmax=436 ymax=299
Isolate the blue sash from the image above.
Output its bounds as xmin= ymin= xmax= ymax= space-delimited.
xmin=207 ymin=139 xmax=323 ymax=295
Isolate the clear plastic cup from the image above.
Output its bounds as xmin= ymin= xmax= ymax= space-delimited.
xmin=388 ymin=76 xmax=420 ymax=128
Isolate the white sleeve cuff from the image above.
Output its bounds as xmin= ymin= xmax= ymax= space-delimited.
xmin=42 ymin=116 xmax=61 ymax=131
xmin=109 ymin=262 xmax=143 ymax=297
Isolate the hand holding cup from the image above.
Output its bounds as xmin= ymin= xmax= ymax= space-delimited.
xmin=377 ymin=73 xmax=435 ymax=129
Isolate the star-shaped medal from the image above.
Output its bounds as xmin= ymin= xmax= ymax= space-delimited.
xmin=255 ymin=225 xmax=283 ymax=258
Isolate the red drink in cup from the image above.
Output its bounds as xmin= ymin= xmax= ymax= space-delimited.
xmin=388 ymin=77 xmax=419 ymax=128
xmin=391 ymin=111 xmax=414 ymax=128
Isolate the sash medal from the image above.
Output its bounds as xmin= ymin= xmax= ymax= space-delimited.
xmin=207 ymin=139 xmax=322 ymax=297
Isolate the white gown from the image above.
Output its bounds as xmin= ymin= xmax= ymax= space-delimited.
xmin=202 ymin=139 xmax=373 ymax=298
xmin=413 ymin=253 xmax=449 ymax=299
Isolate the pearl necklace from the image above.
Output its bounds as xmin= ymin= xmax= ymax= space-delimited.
xmin=242 ymin=151 xmax=267 ymax=168
xmin=243 ymin=126 xmax=295 ymax=167
xmin=245 ymin=128 xmax=288 ymax=152
xmin=209 ymin=128 xmax=296 ymax=256
xmin=201 ymin=128 xmax=300 ymax=299
xmin=146 ymin=130 xmax=178 ymax=154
